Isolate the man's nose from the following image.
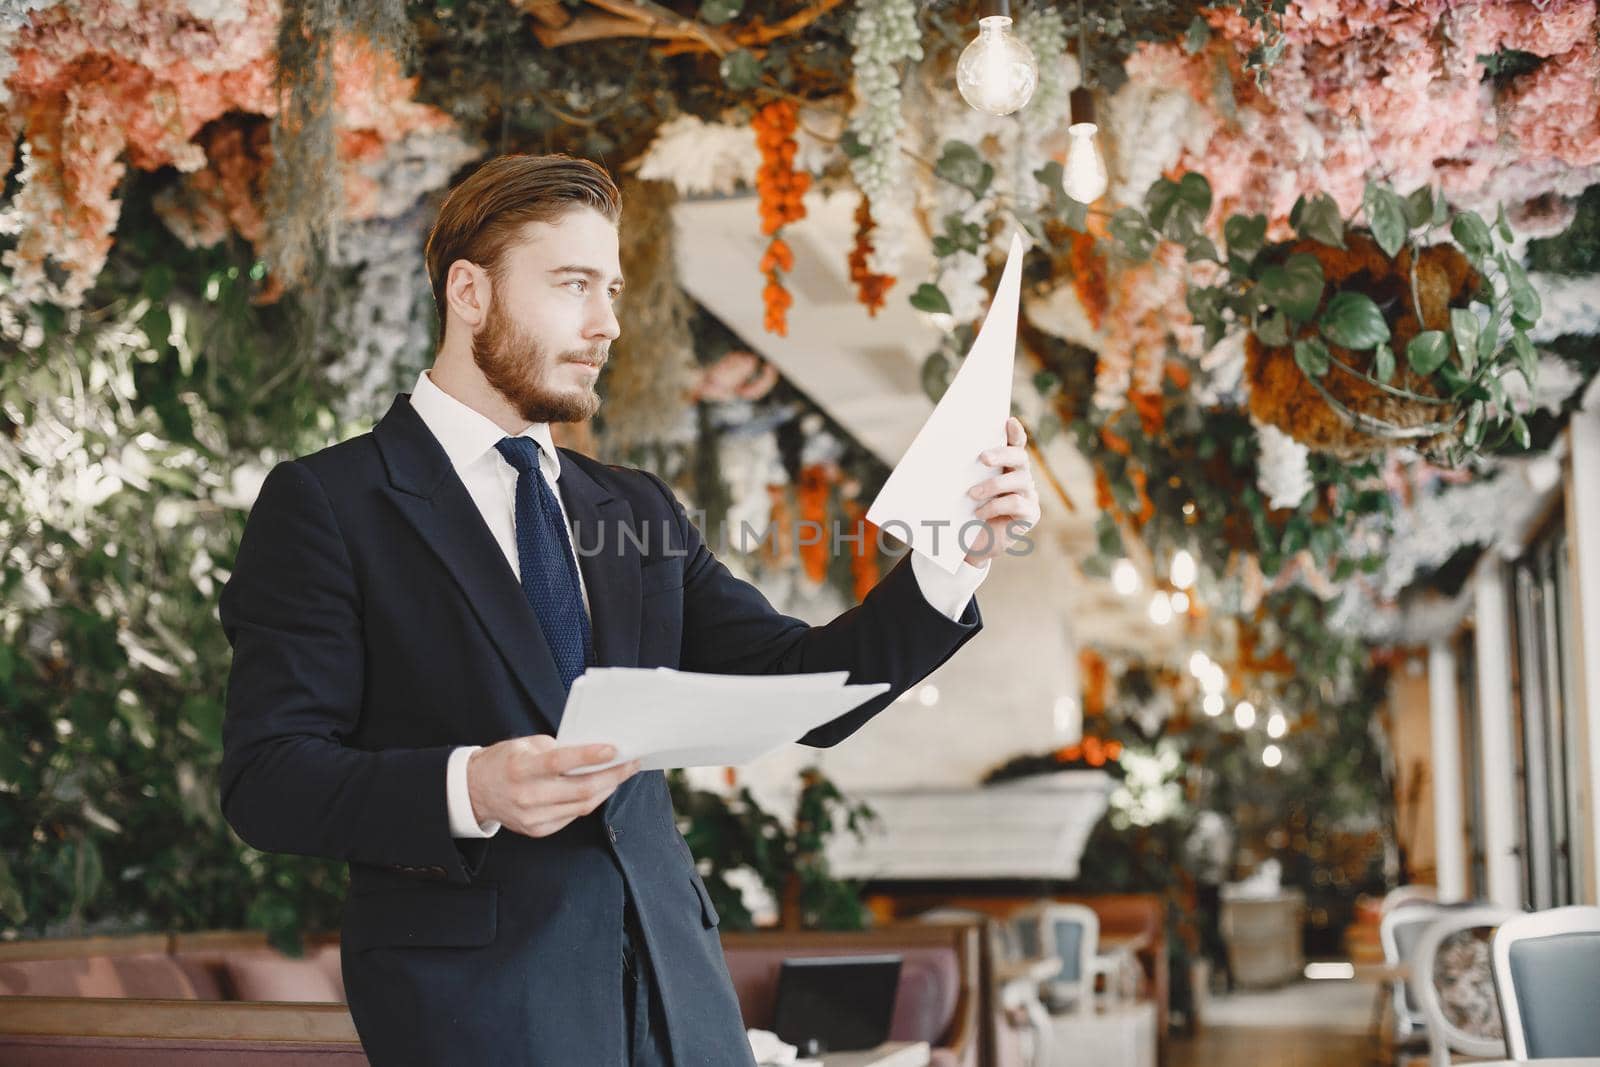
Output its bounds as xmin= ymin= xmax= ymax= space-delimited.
xmin=587 ymin=296 xmax=620 ymax=342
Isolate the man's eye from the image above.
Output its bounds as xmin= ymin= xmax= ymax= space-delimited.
xmin=565 ymin=280 xmax=586 ymax=292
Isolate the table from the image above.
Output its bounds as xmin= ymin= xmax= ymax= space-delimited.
xmin=1045 ymin=1000 xmax=1157 ymax=1067
xmin=817 ymin=1041 xmax=931 ymax=1067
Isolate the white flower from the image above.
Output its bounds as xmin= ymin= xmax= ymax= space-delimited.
xmin=635 ymin=114 xmax=761 ymax=197
xmin=1254 ymin=420 xmax=1313 ymax=510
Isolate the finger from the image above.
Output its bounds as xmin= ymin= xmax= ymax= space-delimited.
xmin=976 ymin=493 xmax=1031 ymax=522
xmin=1006 ymin=417 xmax=1027 ymax=448
xmin=545 ymin=744 xmax=619 ymax=776
xmin=978 ymin=445 xmax=1029 ymax=471
xmin=507 ymin=735 xmax=558 ymax=777
xmin=968 ymin=470 xmax=1034 ymax=501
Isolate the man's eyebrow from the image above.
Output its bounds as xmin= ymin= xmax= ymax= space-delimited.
xmin=548 ymin=265 xmax=625 ymax=288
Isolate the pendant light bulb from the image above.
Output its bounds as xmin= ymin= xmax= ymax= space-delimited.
xmin=957 ymin=15 xmax=1038 ymax=116
xmin=1064 ymin=87 xmax=1107 ymax=203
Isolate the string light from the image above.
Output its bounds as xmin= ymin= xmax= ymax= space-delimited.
xmin=1112 ymin=558 xmax=1139 ymax=596
xmin=1170 ymin=549 xmax=1196 ymax=590
xmin=1148 ymin=591 xmax=1173 ymax=625
xmin=1062 ymin=0 xmax=1106 ymax=202
xmin=1267 ymin=710 xmax=1287 ymax=738
xmin=956 ymin=8 xmax=1038 ymax=116
xmin=1169 ymin=590 xmax=1190 ymax=615
xmin=918 ymin=684 xmax=940 ymax=707
xmin=1234 ymin=700 xmax=1257 ymax=729
xmin=1262 ymin=744 xmax=1283 ymax=768
xmin=1203 ymin=693 xmax=1224 ymax=717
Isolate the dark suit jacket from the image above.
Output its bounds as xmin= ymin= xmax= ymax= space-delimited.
xmin=219 ymin=394 xmax=982 ymax=1066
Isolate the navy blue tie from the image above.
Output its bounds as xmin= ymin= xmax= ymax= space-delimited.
xmin=494 ymin=437 xmax=594 ymax=691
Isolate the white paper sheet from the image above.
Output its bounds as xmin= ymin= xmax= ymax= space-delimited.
xmin=866 ymin=231 xmax=1024 ymax=574
xmin=555 ymin=667 xmax=890 ymax=773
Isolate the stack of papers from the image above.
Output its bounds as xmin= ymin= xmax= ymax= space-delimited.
xmin=556 ymin=667 xmax=889 ymax=773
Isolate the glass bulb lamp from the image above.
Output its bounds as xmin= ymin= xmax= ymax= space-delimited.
xmin=957 ymin=15 xmax=1038 ymax=116
xmin=1064 ymin=86 xmax=1107 ymax=203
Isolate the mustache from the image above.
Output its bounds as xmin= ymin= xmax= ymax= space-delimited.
xmin=564 ymin=346 xmax=609 ymax=369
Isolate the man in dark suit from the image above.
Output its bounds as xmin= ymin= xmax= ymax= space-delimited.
xmin=220 ymin=154 xmax=1041 ymax=1066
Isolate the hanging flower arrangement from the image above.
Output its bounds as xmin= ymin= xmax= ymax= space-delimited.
xmin=753 ymin=99 xmax=806 ymax=336
xmin=1110 ymin=172 xmax=1544 ymax=462
xmin=846 ymin=0 xmax=922 ymax=277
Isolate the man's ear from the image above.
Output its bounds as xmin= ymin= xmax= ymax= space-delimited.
xmin=444 ymin=259 xmax=490 ymax=332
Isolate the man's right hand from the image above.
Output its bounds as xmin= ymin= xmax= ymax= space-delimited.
xmin=466 ymin=736 xmax=641 ymax=838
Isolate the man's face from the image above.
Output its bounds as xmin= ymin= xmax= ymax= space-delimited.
xmin=471 ymin=206 xmax=623 ymax=424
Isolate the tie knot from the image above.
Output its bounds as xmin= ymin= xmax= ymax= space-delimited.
xmin=494 ymin=436 xmax=544 ymax=476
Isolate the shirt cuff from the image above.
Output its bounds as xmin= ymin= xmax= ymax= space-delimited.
xmin=447 ymin=746 xmax=500 ymax=838
xmin=910 ymin=551 xmax=988 ymax=622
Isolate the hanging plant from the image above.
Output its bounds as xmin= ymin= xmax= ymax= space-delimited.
xmin=1111 ymin=173 xmax=1543 ymax=462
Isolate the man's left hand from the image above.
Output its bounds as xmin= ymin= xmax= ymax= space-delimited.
xmin=964 ymin=416 xmax=1042 ymax=567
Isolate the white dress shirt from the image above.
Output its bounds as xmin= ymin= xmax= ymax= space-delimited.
xmin=407 ymin=369 xmax=988 ymax=839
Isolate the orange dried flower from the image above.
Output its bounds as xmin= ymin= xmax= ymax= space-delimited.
xmin=848 ymin=198 xmax=895 ymax=316
xmin=753 ymin=99 xmax=807 ymax=335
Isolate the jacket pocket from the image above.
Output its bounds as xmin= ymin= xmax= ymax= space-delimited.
xmin=690 ymin=873 xmax=720 ymax=929
xmin=342 ymin=885 xmax=498 ymax=951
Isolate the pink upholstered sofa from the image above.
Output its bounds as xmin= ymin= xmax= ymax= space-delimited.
xmin=0 ymin=931 xmax=362 ymax=1065
xmin=0 ymin=923 xmax=981 ymax=1066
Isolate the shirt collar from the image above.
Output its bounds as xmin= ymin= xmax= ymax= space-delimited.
xmin=410 ymin=369 xmax=560 ymax=483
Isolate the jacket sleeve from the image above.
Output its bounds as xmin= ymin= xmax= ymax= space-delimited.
xmin=218 ymin=460 xmax=471 ymax=880
xmin=643 ymin=473 xmax=983 ymax=748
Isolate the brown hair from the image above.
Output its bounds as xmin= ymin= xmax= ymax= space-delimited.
xmin=424 ymin=153 xmax=622 ymax=332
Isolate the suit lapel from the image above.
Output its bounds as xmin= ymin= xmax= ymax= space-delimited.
xmin=373 ymin=395 xmax=570 ymax=734
xmin=558 ymin=452 xmax=641 ymax=670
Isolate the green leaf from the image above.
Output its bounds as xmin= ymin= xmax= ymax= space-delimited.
xmin=1183 ymin=14 xmax=1211 ymax=53
xmin=1510 ymin=413 xmax=1531 ymax=450
xmin=1450 ymin=308 xmax=1481 ymax=368
xmin=909 ymin=283 xmax=952 ymax=316
xmin=1095 ymin=514 xmax=1124 ymax=557
xmin=1405 ymin=330 xmax=1451 ymax=376
xmin=699 ymin=0 xmax=742 ymax=24
xmin=1502 ymin=254 xmax=1541 ymax=324
xmin=1291 ymin=192 xmax=1345 ymax=248
xmin=1224 ymin=213 xmax=1268 ymax=259
xmin=1034 ymin=162 xmax=1088 ymax=230
xmin=921 ymin=351 xmax=953 ymax=401
xmin=1364 ymin=183 xmax=1408 ymax=258
xmin=1403 ymin=186 xmax=1435 ymax=229
xmin=1256 ymin=310 xmax=1290 ymax=346
xmin=1032 ymin=370 xmax=1060 ymax=394
xmin=1185 ymin=235 xmax=1220 ymax=263
xmin=1294 ymin=336 xmax=1331 ymax=378
xmin=1464 ymin=400 xmax=1487 ymax=448
xmin=1373 ymin=341 xmax=1396 ymax=382
xmin=1451 ymin=210 xmax=1493 ymax=258
xmin=1320 ymin=291 xmax=1391 ymax=348
xmin=1512 ymin=329 xmax=1539 ymax=388
xmin=1110 ymin=208 xmax=1158 ymax=261
xmin=838 ymin=129 xmax=869 ymax=159
xmin=1256 ymin=253 xmax=1325 ymax=323
xmin=1034 ymin=412 xmax=1063 ymax=445
xmin=1495 ymin=202 xmax=1514 ymax=242
xmin=935 ymin=141 xmax=994 ymax=198
xmin=718 ymin=49 xmax=762 ymax=90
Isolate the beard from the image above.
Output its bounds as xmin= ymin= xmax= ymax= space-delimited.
xmin=471 ymin=297 xmax=607 ymax=424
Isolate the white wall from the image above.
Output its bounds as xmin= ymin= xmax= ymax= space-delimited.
xmin=733 ymin=534 xmax=1082 ymax=815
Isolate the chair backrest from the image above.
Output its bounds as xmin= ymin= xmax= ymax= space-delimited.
xmin=1381 ymin=884 xmax=1439 ymax=917
xmin=1011 ymin=903 xmax=1098 ymax=987
xmin=1408 ymin=905 xmax=1515 ymax=1067
xmin=1491 ymin=905 xmax=1600 ymax=1060
xmin=1381 ymin=899 xmax=1449 ymax=1034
